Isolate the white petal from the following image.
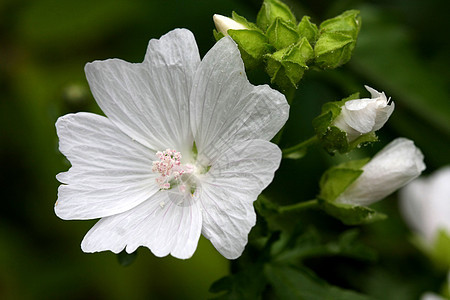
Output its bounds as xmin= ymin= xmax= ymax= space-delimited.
xmin=336 ymin=138 xmax=426 ymax=206
xmin=400 ymin=166 xmax=450 ymax=243
xmin=199 ymin=140 xmax=282 ymax=259
xmin=81 ymin=191 xmax=202 ymax=259
xmin=373 ymin=101 xmax=395 ymax=131
xmin=55 ymin=112 xmax=158 ymax=220
xmin=84 ymin=28 xmax=200 ymax=153
xmin=213 ymin=14 xmax=247 ymax=36
xmin=190 ymin=37 xmax=289 ymax=165
xmin=341 ymin=99 xmax=377 ymax=134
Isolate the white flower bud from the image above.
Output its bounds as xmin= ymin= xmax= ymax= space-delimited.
xmin=213 ymin=14 xmax=248 ymax=36
xmin=336 ymin=138 xmax=426 ymax=206
xmin=399 ymin=166 xmax=450 ymax=245
xmin=333 ymin=85 xmax=395 ymax=142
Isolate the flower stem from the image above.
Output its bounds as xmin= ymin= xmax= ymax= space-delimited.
xmin=278 ymin=199 xmax=319 ymax=214
xmin=282 ymin=135 xmax=319 ymax=158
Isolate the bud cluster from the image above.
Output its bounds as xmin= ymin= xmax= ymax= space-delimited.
xmin=213 ymin=0 xmax=361 ymax=90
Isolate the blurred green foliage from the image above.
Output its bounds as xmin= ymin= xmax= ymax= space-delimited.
xmin=1 ymin=0 xmax=449 ymax=299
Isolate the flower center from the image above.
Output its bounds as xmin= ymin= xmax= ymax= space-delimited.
xmin=152 ymin=149 xmax=196 ymax=194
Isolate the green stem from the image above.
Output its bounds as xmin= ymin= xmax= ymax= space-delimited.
xmin=282 ymin=135 xmax=319 ymax=157
xmin=278 ymin=199 xmax=319 ymax=214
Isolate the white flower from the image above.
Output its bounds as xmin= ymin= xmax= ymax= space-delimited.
xmin=399 ymin=166 xmax=450 ymax=245
xmin=55 ymin=29 xmax=289 ymax=260
xmin=336 ymin=137 xmax=425 ymax=206
xmin=213 ymin=14 xmax=248 ymax=36
xmin=333 ymin=85 xmax=395 ymax=142
xmin=421 ymin=292 xmax=447 ymax=300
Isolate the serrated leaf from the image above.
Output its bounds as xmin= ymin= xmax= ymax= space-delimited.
xmin=265 ymin=264 xmax=372 ymax=300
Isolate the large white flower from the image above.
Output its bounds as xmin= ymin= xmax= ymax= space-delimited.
xmin=55 ymin=29 xmax=289 ymax=259
xmin=336 ymin=137 xmax=425 ymax=206
xmin=333 ymin=85 xmax=394 ymax=142
xmin=400 ymin=166 xmax=450 ymax=245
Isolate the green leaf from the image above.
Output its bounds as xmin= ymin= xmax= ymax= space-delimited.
xmin=297 ymin=16 xmax=319 ymax=45
xmin=209 ymin=263 xmax=266 ymax=300
xmin=265 ymin=264 xmax=372 ymax=300
xmin=213 ymin=29 xmax=225 ymax=41
xmin=319 ymin=200 xmax=387 ymax=225
xmin=256 ymin=0 xmax=296 ymax=32
xmin=266 ymin=18 xmax=299 ymax=50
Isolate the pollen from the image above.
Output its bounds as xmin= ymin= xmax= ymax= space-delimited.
xmin=152 ymin=149 xmax=195 ymax=193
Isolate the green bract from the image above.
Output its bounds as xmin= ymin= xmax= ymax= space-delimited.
xmin=297 ymin=16 xmax=319 ymax=45
xmin=317 ymin=159 xmax=387 ymax=225
xmin=313 ymin=92 xmax=378 ymax=154
xmin=314 ymin=10 xmax=361 ymax=69
xmin=257 ymin=0 xmax=296 ymax=32
xmin=265 ymin=37 xmax=314 ymax=89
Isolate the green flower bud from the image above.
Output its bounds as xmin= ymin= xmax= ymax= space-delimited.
xmin=314 ymin=10 xmax=361 ymax=69
xmin=256 ymin=0 xmax=296 ymax=32
xmin=265 ymin=37 xmax=314 ymax=90
xmin=266 ymin=18 xmax=299 ymax=50
xmin=297 ymin=16 xmax=319 ymax=45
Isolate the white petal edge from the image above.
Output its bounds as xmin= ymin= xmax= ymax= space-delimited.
xmin=84 ymin=28 xmax=199 ymax=153
xmin=55 ymin=112 xmax=159 ymax=220
xmin=190 ymin=36 xmax=289 ymax=165
xmin=199 ymin=139 xmax=282 ymax=259
xmin=81 ymin=191 xmax=202 ymax=259
xmin=336 ymin=138 xmax=426 ymax=206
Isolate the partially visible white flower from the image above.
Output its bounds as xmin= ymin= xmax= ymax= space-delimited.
xmin=336 ymin=137 xmax=425 ymax=206
xmin=333 ymin=85 xmax=395 ymax=142
xmin=421 ymin=292 xmax=447 ymax=300
xmin=55 ymin=29 xmax=289 ymax=260
xmin=213 ymin=14 xmax=248 ymax=36
xmin=400 ymin=166 xmax=450 ymax=245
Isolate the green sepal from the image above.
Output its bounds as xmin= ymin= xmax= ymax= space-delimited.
xmin=266 ymin=18 xmax=299 ymax=50
xmin=228 ymin=29 xmax=272 ymax=69
xmin=314 ymin=32 xmax=354 ymax=69
xmin=256 ymin=0 xmax=296 ymax=32
xmin=297 ymin=16 xmax=319 ymax=45
xmin=317 ymin=158 xmax=387 ymax=225
xmin=318 ymin=158 xmax=368 ymax=202
xmin=231 ymin=11 xmax=259 ymax=30
xmin=320 ymin=10 xmax=361 ymax=39
xmin=313 ymin=92 xmax=378 ymax=154
xmin=314 ymin=10 xmax=361 ymax=69
xmin=265 ymin=37 xmax=314 ymax=89
xmin=213 ymin=29 xmax=225 ymax=41
xmin=319 ymin=200 xmax=387 ymax=225
xmin=431 ymin=230 xmax=450 ymax=270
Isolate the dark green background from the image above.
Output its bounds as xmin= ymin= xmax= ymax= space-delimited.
xmin=1 ymin=0 xmax=449 ymax=299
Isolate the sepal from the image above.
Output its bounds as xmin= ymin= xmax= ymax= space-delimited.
xmin=256 ymin=0 xmax=296 ymax=32
xmin=265 ymin=37 xmax=314 ymax=89
xmin=314 ymin=10 xmax=361 ymax=69
xmin=297 ymin=16 xmax=319 ymax=45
